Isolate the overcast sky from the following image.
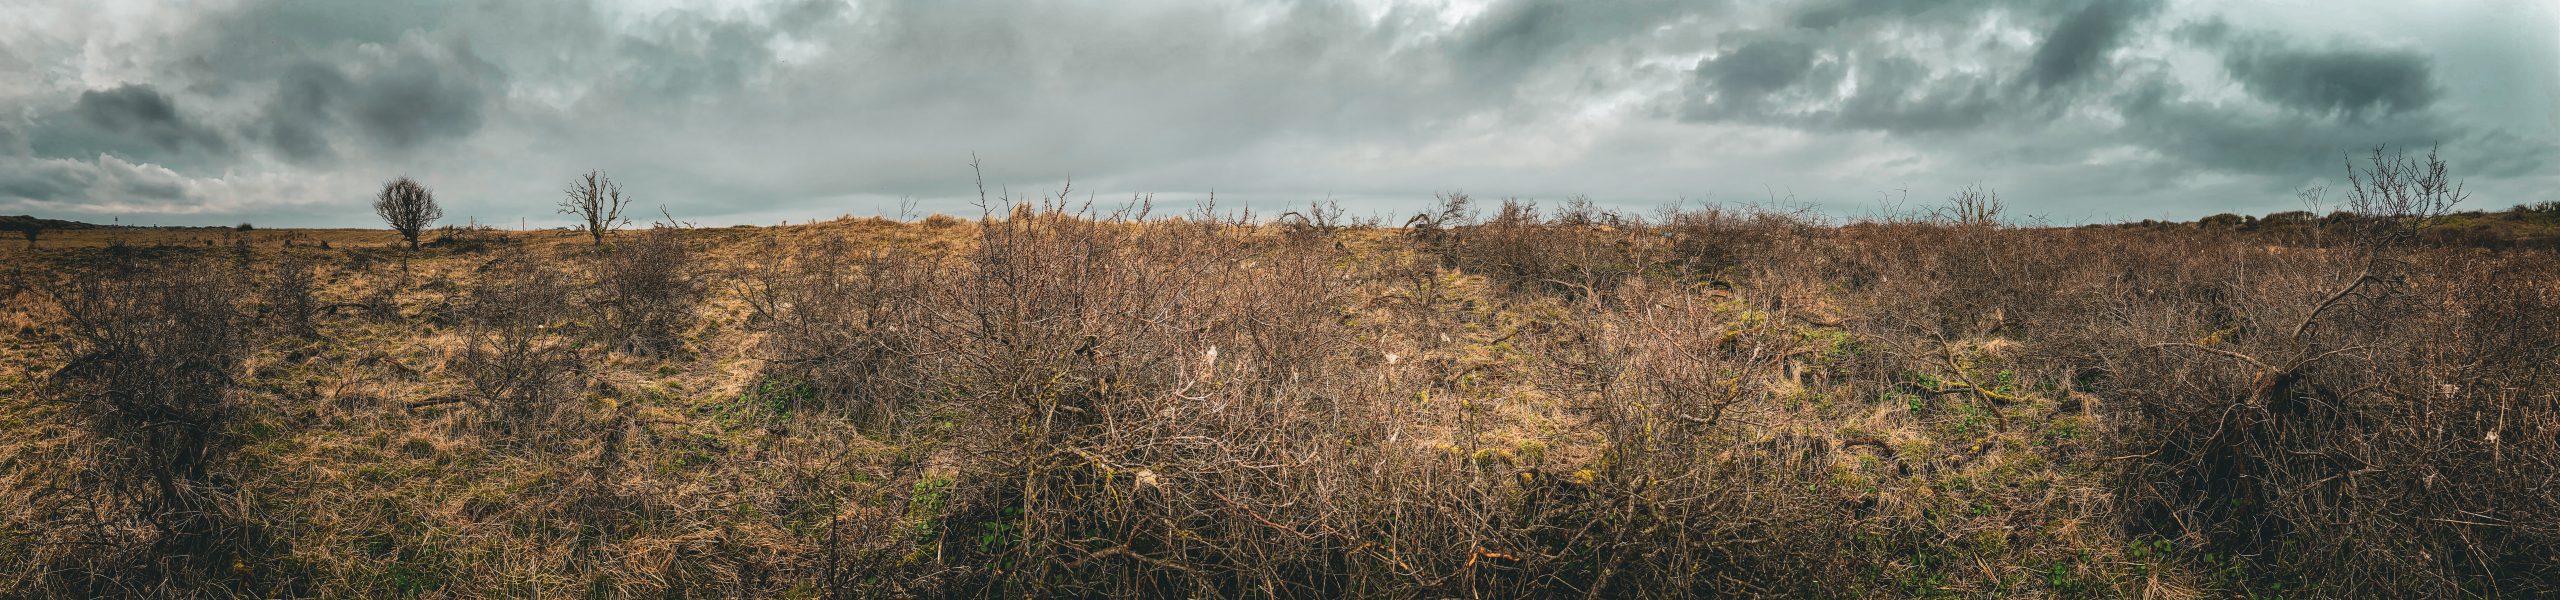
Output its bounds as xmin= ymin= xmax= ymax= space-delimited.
xmin=3 ymin=0 xmax=2555 ymax=227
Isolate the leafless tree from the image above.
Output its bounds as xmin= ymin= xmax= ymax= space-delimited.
xmin=560 ymin=170 xmax=632 ymax=246
xmin=373 ymin=176 xmax=442 ymax=249
xmin=2344 ymin=144 xmax=2466 ymax=247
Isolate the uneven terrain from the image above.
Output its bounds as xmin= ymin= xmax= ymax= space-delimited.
xmin=3 ymin=193 xmax=2557 ymax=598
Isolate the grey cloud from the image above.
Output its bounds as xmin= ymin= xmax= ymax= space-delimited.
xmin=1789 ymin=0 xmax=2080 ymax=31
xmin=2222 ymin=42 xmax=2438 ymax=118
xmin=1831 ymin=56 xmax=2004 ymax=133
xmin=1682 ymin=37 xmax=2009 ymax=134
xmin=1448 ymin=0 xmax=1716 ymax=87
xmin=253 ymin=62 xmax=349 ymax=162
xmin=1699 ymin=37 xmax=1822 ymax=107
xmin=157 ymin=0 xmax=536 ymax=158
xmin=0 ymin=123 xmax=23 ymax=157
xmin=2027 ymin=0 xmax=2162 ymax=88
xmin=2172 ymin=18 xmax=2234 ymax=46
xmin=0 ymin=160 xmax=91 ymax=202
xmin=1667 ymin=0 xmax=2548 ymax=213
xmin=72 ymin=84 xmax=230 ymax=154
xmin=2112 ymin=75 xmax=2483 ymax=178
xmin=0 ymin=155 xmax=193 ymax=210
xmin=1687 ymin=0 xmax=2144 ymax=134
xmin=346 ymin=37 xmax=503 ymax=150
xmin=622 ymin=20 xmax=771 ymax=99
xmin=223 ymin=34 xmax=504 ymax=158
xmin=184 ymin=0 xmax=473 ymax=77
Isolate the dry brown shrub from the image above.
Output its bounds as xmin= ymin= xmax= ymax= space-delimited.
xmin=742 ymin=233 xmax=936 ymax=428
xmin=261 ymin=250 xmax=322 ymax=338
xmin=450 ymin=256 xmax=583 ymax=442
xmin=21 ymin=256 xmax=277 ymax=595
xmin=589 ymin=225 xmax=703 ymax=356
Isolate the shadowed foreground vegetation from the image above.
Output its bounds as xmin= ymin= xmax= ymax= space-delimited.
xmin=3 ymin=181 xmax=2557 ymax=596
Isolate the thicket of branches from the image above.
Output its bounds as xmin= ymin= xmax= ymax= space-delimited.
xmin=21 ymin=256 xmax=277 ymax=595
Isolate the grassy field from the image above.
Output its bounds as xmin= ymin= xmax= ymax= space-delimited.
xmin=2 ymin=193 xmax=2556 ymax=598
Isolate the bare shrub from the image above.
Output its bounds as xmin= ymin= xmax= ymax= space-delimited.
xmin=1660 ymin=203 xmax=1820 ymax=282
xmin=1276 ymin=199 xmax=1350 ymax=245
xmin=1403 ymin=191 xmax=1477 ymax=266
xmin=1936 ymin=184 xmax=2005 ymax=227
xmin=2343 ymin=144 xmax=2466 ymax=247
xmin=1426 ymin=196 xmax=1651 ymax=300
xmin=449 ymin=257 xmax=581 ymax=442
xmin=840 ymin=195 xmax=1872 ymax=597
xmin=373 ymin=176 xmax=442 ymax=249
xmin=907 ymin=200 xmax=1397 ymax=595
xmin=1846 ymin=147 xmax=2560 ymax=596
xmin=742 ymin=234 xmax=934 ymax=427
xmin=561 ymin=170 xmax=633 ymax=246
xmin=1530 ymin=279 xmax=1865 ymax=593
xmin=2090 ymin=242 xmax=2560 ymax=596
xmin=261 ymin=251 xmax=321 ymax=338
xmin=428 ymin=220 xmax=510 ymax=253
xmin=589 ymin=225 xmax=701 ymax=356
xmin=33 ymin=257 xmax=268 ymax=593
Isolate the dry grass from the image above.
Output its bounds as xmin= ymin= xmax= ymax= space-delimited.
xmin=0 ymin=188 xmax=2555 ymax=597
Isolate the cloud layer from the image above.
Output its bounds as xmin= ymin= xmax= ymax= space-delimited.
xmin=1 ymin=0 xmax=2553 ymax=226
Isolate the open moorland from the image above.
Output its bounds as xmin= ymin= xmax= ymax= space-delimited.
xmin=4 ymin=160 xmax=2559 ymax=597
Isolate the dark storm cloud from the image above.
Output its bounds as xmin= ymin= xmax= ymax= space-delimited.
xmin=71 ymin=84 xmax=230 ymax=154
xmin=1684 ymin=0 xmax=2159 ymax=133
xmin=1681 ymin=38 xmax=2011 ymax=133
xmin=1788 ymin=0 xmax=2135 ymax=32
xmin=1698 ymin=37 xmax=1823 ymax=108
xmin=344 ymin=39 xmax=502 ymax=149
xmin=2221 ymin=43 xmax=2439 ymax=118
xmin=1448 ymin=0 xmax=1714 ymax=86
xmin=2113 ymin=76 xmax=2461 ymax=176
xmin=153 ymin=0 xmax=530 ymax=159
xmin=222 ymin=36 xmax=504 ymax=159
xmin=1674 ymin=0 xmax=2533 ymax=185
xmin=2082 ymin=22 xmax=2471 ymax=181
xmin=253 ymin=63 xmax=350 ymax=162
xmin=2027 ymin=0 xmax=2162 ymax=88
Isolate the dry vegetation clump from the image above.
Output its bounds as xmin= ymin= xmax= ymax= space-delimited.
xmin=448 ymin=255 xmax=585 ymax=442
xmin=1418 ymin=194 xmax=1650 ymax=301
xmin=1657 ymin=202 xmax=1819 ymax=283
xmin=2064 ymin=149 xmax=2560 ymax=596
xmin=261 ymin=250 xmax=324 ymax=339
xmin=588 ymin=225 xmax=704 ymax=356
xmin=1 ymin=153 xmax=2556 ymax=597
xmin=915 ymin=202 xmax=1376 ymax=595
xmin=742 ymin=234 xmax=936 ymax=429
xmin=12 ymin=256 xmax=279 ymax=596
